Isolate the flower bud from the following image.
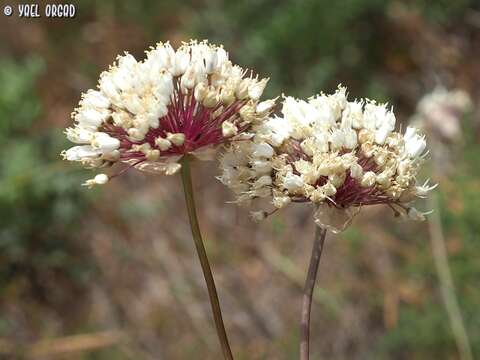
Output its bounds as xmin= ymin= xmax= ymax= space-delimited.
xmin=358 ymin=129 xmax=374 ymax=144
xmin=248 ymin=78 xmax=268 ymax=101
xmin=167 ymin=133 xmax=185 ymax=147
xmin=203 ymin=88 xmax=219 ymax=108
xmin=91 ymin=132 xmax=121 ymax=152
xmin=146 ymin=149 xmax=160 ymax=161
xmin=82 ymin=173 xmax=109 ymax=188
xmin=256 ymin=99 xmax=276 ymax=115
xmin=283 ymin=173 xmax=304 ymax=191
xmin=239 ymin=103 xmax=255 ymax=122
xmin=220 ymin=86 xmax=235 ymax=105
xmin=82 ymin=90 xmax=110 ymax=109
xmin=349 ymin=163 xmax=363 ymax=180
xmin=272 ymin=195 xmax=291 ymax=209
xmin=361 ymin=171 xmax=376 ymax=187
xmin=173 ymin=48 xmax=190 ymax=76
xmin=252 ymin=143 xmax=274 ymax=158
xmin=180 ymin=64 xmax=197 ymax=92
xmin=94 ymin=173 xmax=109 ymax=184
xmin=222 ymin=121 xmax=238 ymax=138
xmin=194 ymin=82 xmax=208 ymax=102
xmin=236 ymin=78 xmax=251 ymax=99
xmin=66 ymin=127 xmax=93 ymax=144
xmin=155 ymin=137 xmax=172 ymax=151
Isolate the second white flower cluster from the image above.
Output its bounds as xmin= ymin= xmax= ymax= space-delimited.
xmin=219 ymin=86 xmax=436 ymax=229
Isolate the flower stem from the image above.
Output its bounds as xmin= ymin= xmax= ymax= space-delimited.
xmin=180 ymin=155 xmax=234 ymax=360
xmin=300 ymin=226 xmax=327 ymax=360
xmin=428 ymin=194 xmax=473 ymax=360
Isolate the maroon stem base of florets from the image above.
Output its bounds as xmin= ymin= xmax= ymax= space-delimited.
xmin=102 ymin=84 xmax=248 ymax=165
xmin=286 ymin=144 xmax=398 ymax=209
xmin=330 ymin=155 xmax=392 ymax=208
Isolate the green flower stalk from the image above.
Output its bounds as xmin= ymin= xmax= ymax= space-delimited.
xmin=219 ymin=87 xmax=436 ymax=359
xmin=62 ymin=39 xmax=276 ymax=359
xmin=180 ymin=156 xmax=233 ymax=360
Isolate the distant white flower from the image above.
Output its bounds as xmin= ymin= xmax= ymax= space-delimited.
xmin=411 ymin=87 xmax=472 ymax=142
xmin=219 ymin=86 xmax=435 ymax=232
xmin=62 ymin=40 xmax=274 ymax=185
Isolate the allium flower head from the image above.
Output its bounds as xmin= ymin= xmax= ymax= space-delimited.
xmin=62 ymin=40 xmax=274 ymax=186
xmin=220 ymin=86 xmax=436 ymax=232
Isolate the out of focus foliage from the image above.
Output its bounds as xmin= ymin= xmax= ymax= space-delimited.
xmin=190 ymin=0 xmax=479 ymax=99
xmin=192 ymin=0 xmax=390 ymax=98
xmin=0 ymin=57 xmax=94 ymax=312
xmin=0 ymin=0 xmax=478 ymax=358
xmin=379 ymin=149 xmax=480 ymax=357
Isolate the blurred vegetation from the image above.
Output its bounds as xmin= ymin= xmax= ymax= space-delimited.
xmin=0 ymin=57 xmax=96 ymax=331
xmin=0 ymin=0 xmax=479 ymax=359
xmin=189 ymin=0 xmax=478 ymax=99
xmin=378 ymin=139 xmax=480 ymax=358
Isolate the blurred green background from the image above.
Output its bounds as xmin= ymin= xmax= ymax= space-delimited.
xmin=0 ymin=0 xmax=479 ymax=359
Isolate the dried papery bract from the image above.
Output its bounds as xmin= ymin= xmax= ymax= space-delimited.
xmin=62 ymin=39 xmax=275 ymax=360
xmin=62 ymin=40 xmax=273 ymax=185
xmin=219 ymin=86 xmax=436 ymax=360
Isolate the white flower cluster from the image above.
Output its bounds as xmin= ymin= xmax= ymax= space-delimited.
xmin=220 ymin=86 xmax=436 ymax=231
xmin=411 ymin=86 xmax=472 ymax=142
xmin=62 ymin=40 xmax=274 ymax=186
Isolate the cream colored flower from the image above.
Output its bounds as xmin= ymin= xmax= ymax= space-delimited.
xmin=219 ymin=86 xmax=435 ymax=232
xmin=62 ymin=40 xmax=274 ymax=185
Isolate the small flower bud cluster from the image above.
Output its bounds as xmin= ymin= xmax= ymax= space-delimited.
xmin=62 ymin=40 xmax=274 ymax=185
xmin=219 ymin=86 xmax=435 ymax=231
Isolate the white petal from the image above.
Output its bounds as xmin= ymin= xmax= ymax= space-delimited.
xmin=82 ymin=90 xmax=110 ymax=109
xmin=252 ymin=143 xmax=274 ymax=158
xmin=283 ymin=173 xmax=304 ymax=191
xmin=92 ymin=132 xmax=120 ymax=152
xmin=75 ymin=109 xmax=109 ymax=128
xmin=66 ymin=127 xmax=94 ymax=144
xmin=64 ymin=145 xmax=102 ymax=161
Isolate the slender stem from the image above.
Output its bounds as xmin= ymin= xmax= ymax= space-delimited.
xmin=300 ymin=226 xmax=327 ymax=360
xmin=428 ymin=195 xmax=473 ymax=360
xmin=180 ymin=156 xmax=234 ymax=360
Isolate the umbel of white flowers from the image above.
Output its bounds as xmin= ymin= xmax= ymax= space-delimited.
xmin=219 ymin=86 xmax=436 ymax=233
xmin=61 ymin=40 xmax=275 ymax=186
